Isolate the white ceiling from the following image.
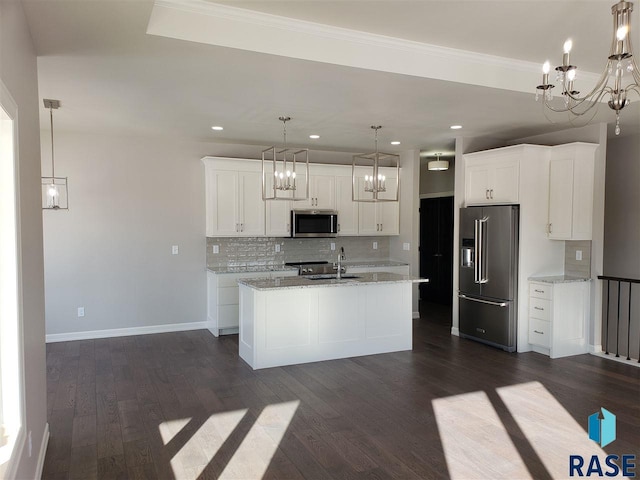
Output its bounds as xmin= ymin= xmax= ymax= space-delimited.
xmin=22 ymin=0 xmax=640 ymax=156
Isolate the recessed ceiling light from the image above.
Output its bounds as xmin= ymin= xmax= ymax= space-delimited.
xmin=309 ymin=134 xmax=320 ymax=139
xmin=390 ymin=141 xmax=401 ymax=145
xmin=211 ymin=126 xmax=224 ymax=131
xmin=450 ymin=125 xmax=462 ymax=130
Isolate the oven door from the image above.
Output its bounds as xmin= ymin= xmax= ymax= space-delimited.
xmin=291 ymin=210 xmax=338 ymax=238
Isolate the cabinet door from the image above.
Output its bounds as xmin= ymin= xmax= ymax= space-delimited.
xmin=465 ymin=165 xmax=491 ymax=204
xmin=548 ymin=157 xmax=573 ymax=240
xmin=208 ymin=169 xmax=240 ymax=236
xmin=355 ymin=177 xmax=378 ymax=234
xmin=335 ymin=176 xmax=358 ymax=235
xmin=313 ymin=175 xmax=336 ymax=210
xmin=491 ymin=161 xmax=519 ymax=203
xmin=265 ymin=174 xmax=291 ymax=237
xmin=376 ymin=173 xmax=399 ymax=235
xmin=238 ymin=171 xmax=265 ymax=236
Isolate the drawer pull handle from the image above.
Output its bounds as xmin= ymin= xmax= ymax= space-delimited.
xmin=533 ymin=330 xmax=544 ymax=334
xmin=476 ymin=328 xmax=486 ymax=334
xmin=534 ymin=306 xmax=544 ymax=311
xmin=534 ymin=289 xmax=544 ymax=293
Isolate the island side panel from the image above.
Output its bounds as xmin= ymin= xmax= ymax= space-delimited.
xmin=244 ymin=282 xmax=413 ymax=370
xmin=239 ymin=283 xmax=258 ymax=368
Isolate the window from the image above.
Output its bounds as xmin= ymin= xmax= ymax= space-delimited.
xmin=0 ymin=80 xmax=25 ymax=477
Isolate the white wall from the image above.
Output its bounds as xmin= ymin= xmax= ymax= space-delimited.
xmin=43 ymin=132 xmax=209 ymax=339
xmin=0 ymin=1 xmax=48 ymax=478
xmin=390 ymin=150 xmax=420 ymax=316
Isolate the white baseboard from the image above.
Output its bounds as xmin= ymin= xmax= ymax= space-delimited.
xmin=450 ymin=326 xmax=459 ymax=336
xmin=589 ymin=344 xmax=602 ymax=354
xmin=412 ymin=311 xmax=420 ymax=319
xmin=590 ymin=350 xmax=639 ymax=367
xmin=46 ymin=321 xmax=208 ymax=343
xmin=36 ymin=423 xmax=50 ymax=480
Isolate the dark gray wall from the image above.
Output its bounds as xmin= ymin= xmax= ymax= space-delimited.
xmin=420 ymin=157 xmax=455 ymax=196
xmin=604 ymin=134 xmax=640 ymax=278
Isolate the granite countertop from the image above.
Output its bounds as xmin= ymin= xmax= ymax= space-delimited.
xmin=239 ymin=272 xmax=428 ymax=291
xmin=207 ymin=265 xmax=298 ymax=274
xmin=342 ymin=260 xmax=409 ymax=268
xmin=529 ymin=275 xmax=592 ymax=284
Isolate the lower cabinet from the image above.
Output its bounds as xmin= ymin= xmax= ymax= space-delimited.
xmin=528 ymin=280 xmax=590 ymax=358
xmin=207 ymin=270 xmax=298 ymax=336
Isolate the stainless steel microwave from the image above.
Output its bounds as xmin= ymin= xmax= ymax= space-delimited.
xmin=291 ymin=210 xmax=338 ymax=238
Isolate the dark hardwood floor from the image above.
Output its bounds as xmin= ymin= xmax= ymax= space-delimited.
xmin=43 ymin=309 xmax=640 ymax=480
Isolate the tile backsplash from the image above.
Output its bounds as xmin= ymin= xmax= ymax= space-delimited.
xmin=565 ymin=240 xmax=591 ymax=277
xmin=207 ymin=236 xmax=390 ymax=268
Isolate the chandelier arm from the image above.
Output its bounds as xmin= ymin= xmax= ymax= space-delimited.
xmin=563 ymin=62 xmax=613 ymax=104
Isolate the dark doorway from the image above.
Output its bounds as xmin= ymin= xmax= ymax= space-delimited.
xmin=419 ymin=196 xmax=454 ymax=306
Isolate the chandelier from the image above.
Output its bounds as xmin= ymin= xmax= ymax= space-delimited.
xmin=41 ymin=99 xmax=69 ymax=210
xmin=536 ymin=0 xmax=639 ymax=135
xmin=261 ymin=116 xmax=309 ymax=201
xmin=352 ymin=126 xmax=399 ymax=202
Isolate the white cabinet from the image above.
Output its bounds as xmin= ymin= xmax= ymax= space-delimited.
xmin=464 ymin=154 xmax=519 ymax=205
xmin=208 ymin=269 xmax=298 ymax=336
xmin=265 ymin=174 xmax=291 ymax=237
xmin=355 ymin=171 xmax=399 ymax=236
xmin=528 ymin=280 xmax=590 ymax=358
xmin=297 ymin=173 xmax=336 ymax=209
xmin=335 ymin=176 xmax=358 ymax=235
xmin=205 ymin=166 xmax=265 ymax=237
xmin=547 ymin=143 xmax=597 ymax=240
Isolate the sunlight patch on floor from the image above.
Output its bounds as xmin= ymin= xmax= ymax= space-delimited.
xmin=161 ymin=409 xmax=248 ymax=479
xmin=219 ymin=400 xmax=300 ymax=480
xmin=159 ymin=418 xmax=191 ymax=445
xmin=497 ymin=381 xmax=618 ymax=479
xmin=432 ymin=391 xmax=532 ymax=479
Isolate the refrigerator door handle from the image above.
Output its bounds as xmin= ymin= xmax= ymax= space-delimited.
xmin=478 ymin=216 xmax=489 ymax=284
xmin=474 ymin=219 xmax=480 ymax=283
xmin=458 ymin=294 xmax=507 ymax=307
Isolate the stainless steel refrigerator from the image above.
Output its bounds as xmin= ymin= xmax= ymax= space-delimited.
xmin=458 ymin=205 xmax=519 ymax=352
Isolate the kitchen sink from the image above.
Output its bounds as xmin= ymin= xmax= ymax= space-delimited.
xmin=307 ymin=274 xmax=360 ymax=280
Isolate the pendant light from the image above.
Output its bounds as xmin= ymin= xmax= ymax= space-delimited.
xmin=352 ymin=125 xmax=399 ymax=202
xmin=428 ymin=153 xmax=449 ymax=171
xmin=261 ymin=116 xmax=310 ymax=201
xmin=41 ymin=99 xmax=68 ymax=210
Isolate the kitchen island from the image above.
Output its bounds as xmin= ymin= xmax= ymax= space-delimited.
xmin=238 ymin=273 xmax=427 ymax=369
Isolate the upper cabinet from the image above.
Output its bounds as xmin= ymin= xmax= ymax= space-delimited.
xmin=205 ymin=161 xmax=265 ymax=237
xmin=203 ymin=158 xmax=401 ymax=237
xmin=464 ymin=153 xmax=519 ymax=205
xmin=547 ymin=143 xmax=598 ymax=240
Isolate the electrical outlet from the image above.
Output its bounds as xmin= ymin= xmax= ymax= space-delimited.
xmin=330 ymin=243 xmax=336 ymax=251
xmin=172 ymin=245 xmax=179 ymax=255
xmin=275 ymin=244 xmax=281 ymax=253
xmin=373 ymin=241 xmax=378 ymax=250
xmin=403 ymin=243 xmax=410 ymax=251
xmin=213 ymin=245 xmax=219 ymax=254
xmin=576 ymin=250 xmax=583 ymax=261
xmin=78 ymin=307 xmax=85 ymax=317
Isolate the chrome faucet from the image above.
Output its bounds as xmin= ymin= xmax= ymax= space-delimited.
xmin=335 ymin=247 xmax=345 ymax=279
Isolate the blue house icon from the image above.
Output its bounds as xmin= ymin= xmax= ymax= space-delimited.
xmin=588 ymin=408 xmax=616 ymax=448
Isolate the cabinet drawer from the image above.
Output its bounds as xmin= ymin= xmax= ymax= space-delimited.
xmin=218 ymin=286 xmax=239 ymax=305
xmin=529 ymin=297 xmax=551 ymax=321
xmin=529 ymin=318 xmax=550 ymax=348
xmin=218 ymin=305 xmax=239 ymax=329
xmin=529 ymin=283 xmax=552 ymax=300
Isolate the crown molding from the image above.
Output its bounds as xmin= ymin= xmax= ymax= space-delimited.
xmin=148 ymin=0 xmax=600 ymax=95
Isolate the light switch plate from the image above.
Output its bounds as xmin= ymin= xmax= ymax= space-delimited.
xmin=403 ymin=243 xmax=410 ymax=251
xmin=213 ymin=245 xmax=219 ymax=254
xmin=576 ymin=250 xmax=583 ymax=261
xmin=330 ymin=243 xmax=336 ymax=251
xmin=373 ymin=241 xmax=378 ymax=250
xmin=78 ymin=307 xmax=85 ymax=317
xmin=172 ymin=245 xmax=179 ymax=255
